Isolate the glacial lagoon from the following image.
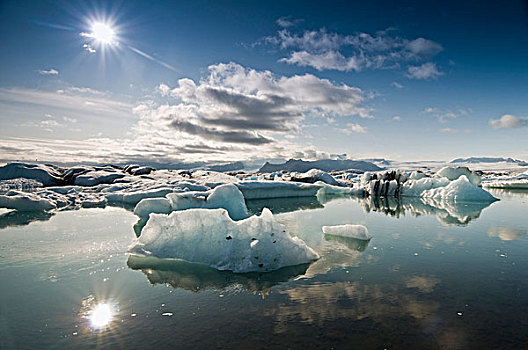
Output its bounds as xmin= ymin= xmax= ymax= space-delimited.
xmin=1 ymin=189 xmax=527 ymax=349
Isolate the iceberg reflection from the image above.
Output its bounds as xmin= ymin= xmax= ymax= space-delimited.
xmin=323 ymin=234 xmax=371 ymax=252
xmin=127 ymin=255 xmax=309 ymax=294
xmin=0 ymin=209 xmax=54 ymax=229
xmin=360 ymin=196 xmax=494 ymax=226
xmin=245 ymin=196 xmax=323 ymax=215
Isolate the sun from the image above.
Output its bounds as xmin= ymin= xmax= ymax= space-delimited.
xmin=91 ymin=22 xmax=116 ymax=45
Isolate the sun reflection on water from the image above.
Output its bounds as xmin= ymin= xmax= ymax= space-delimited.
xmin=90 ymin=303 xmax=114 ymax=329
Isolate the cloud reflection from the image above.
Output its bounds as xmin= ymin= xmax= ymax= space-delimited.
xmin=488 ymin=227 xmax=527 ymax=241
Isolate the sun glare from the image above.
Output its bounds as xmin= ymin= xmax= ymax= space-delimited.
xmin=90 ymin=303 xmax=114 ymax=328
xmin=91 ymin=22 xmax=116 ymax=45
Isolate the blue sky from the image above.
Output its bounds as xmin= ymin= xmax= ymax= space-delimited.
xmin=1 ymin=0 xmax=527 ymax=164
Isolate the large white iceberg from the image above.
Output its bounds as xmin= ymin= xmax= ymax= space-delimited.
xmin=422 ymin=175 xmax=497 ymax=202
xmin=435 ymin=166 xmax=481 ymax=186
xmin=129 ymin=208 xmax=319 ymax=273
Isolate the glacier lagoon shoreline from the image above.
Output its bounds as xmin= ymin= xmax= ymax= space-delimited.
xmin=0 ymin=161 xmax=506 ymax=273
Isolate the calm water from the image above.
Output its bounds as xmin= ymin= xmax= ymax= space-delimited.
xmin=1 ymin=189 xmax=527 ymax=349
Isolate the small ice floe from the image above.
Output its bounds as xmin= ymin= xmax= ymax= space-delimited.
xmin=321 ymin=224 xmax=371 ymax=240
xmin=134 ymin=183 xmax=248 ymax=221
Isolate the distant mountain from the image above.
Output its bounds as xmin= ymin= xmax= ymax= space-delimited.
xmin=207 ymin=161 xmax=245 ymax=172
xmin=359 ymin=158 xmax=391 ymax=166
xmin=258 ymin=159 xmax=383 ymax=173
xmin=451 ymin=157 xmax=527 ymax=165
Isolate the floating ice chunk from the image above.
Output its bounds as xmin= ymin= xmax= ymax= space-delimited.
xmin=435 ymin=166 xmax=481 ymax=186
xmin=73 ymin=170 xmax=125 ymax=186
xmin=482 ymin=180 xmax=528 ymax=189
xmin=190 ymin=170 xmax=239 ymax=188
xmin=0 ymin=163 xmax=63 ymax=186
xmin=129 ymin=208 xmax=319 ymax=273
xmin=0 ymin=191 xmax=56 ymax=211
xmin=422 ymin=175 xmax=497 ymax=202
xmin=0 ymin=178 xmax=43 ymax=191
xmin=106 ymin=188 xmax=174 ymax=205
xmin=400 ymin=177 xmax=450 ymax=197
xmin=235 ymin=181 xmax=321 ymax=200
xmin=80 ymin=196 xmax=108 ymax=208
xmin=316 ymin=182 xmax=364 ymax=197
xmin=46 ymin=186 xmax=83 ymax=194
xmin=134 ymin=198 xmax=172 ymax=219
xmin=407 ymin=171 xmax=426 ymax=181
xmin=322 ymin=224 xmax=371 ymax=240
xmin=166 ymin=184 xmax=248 ymax=220
xmin=291 ymin=169 xmax=339 ymax=186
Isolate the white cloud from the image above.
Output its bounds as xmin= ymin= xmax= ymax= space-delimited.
xmin=280 ymin=50 xmax=361 ymax=71
xmin=276 ymin=17 xmax=303 ymax=28
xmin=341 ymin=123 xmax=367 ymax=134
xmin=0 ymin=64 xmax=374 ymax=164
xmin=264 ymin=28 xmax=443 ymax=73
xmin=0 ymin=87 xmax=133 ymax=120
xmin=440 ymin=128 xmax=458 ymax=133
xmin=406 ymin=62 xmax=443 ymax=80
xmin=406 ymin=38 xmax=443 ymax=56
xmin=38 ymin=69 xmax=59 ymax=75
xmin=392 ymin=115 xmax=401 ymax=121
xmin=157 ymin=62 xmax=371 ymax=131
xmin=127 ymin=62 xmax=373 ymax=161
xmin=489 ymin=114 xmax=528 ymax=129
xmin=424 ymin=107 xmax=466 ymax=123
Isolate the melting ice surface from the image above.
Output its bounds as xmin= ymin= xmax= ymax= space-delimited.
xmin=130 ymin=208 xmax=319 ymax=273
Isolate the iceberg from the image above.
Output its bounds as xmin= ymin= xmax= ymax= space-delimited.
xmin=167 ymin=183 xmax=248 ymax=220
xmin=482 ymin=180 xmax=528 ymax=189
xmin=435 ymin=166 xmax=481 ymax=186
xmin=290 ymin=169 xmax=340 ymax=186
xmin=360 ymin=168 xmax=496 ymax=202
xmin=73 ymin=170 xmax=126 ymax=186
xmin=133 ymin=184 xmax=249 ymax=222
xmin=106 ymin=187 xmax=174 ymax=205
xmin=129 ymin=208 xmax=319 ymax=273
xmin=0 ymin=191 xmax=56 ymax=211
xmin=235 ymin=181 xmax=321 ymax=200
xmin=0 ymin=163 xmax=63 ymax=186
xmin=421 ymin=175 xmax=497 ymax=202
xmin=322 ymin=224 xmax=371 ymax=240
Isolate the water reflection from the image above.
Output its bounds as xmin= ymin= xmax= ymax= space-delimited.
xmin=127 ymin=255 xmax=309 ymax=295
xmin=79 ymin=295 xmax=117 ymax=332
xmin=0 ymin=210 xmax=54 ymax=229
xmin=90 ymin=303 xmax=114 ymax=329
xmin=323 ymin=234 xmax=371 ymax=252
xmin=360 ymin=196 xmax=494 ymax=226
xmin=246 ymin=196 xmax=323 ymax=216
xmin=488 ymin=227 xmax=528 ymax=241
xmin=267 ymin=280 xmax=441 ymax=334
